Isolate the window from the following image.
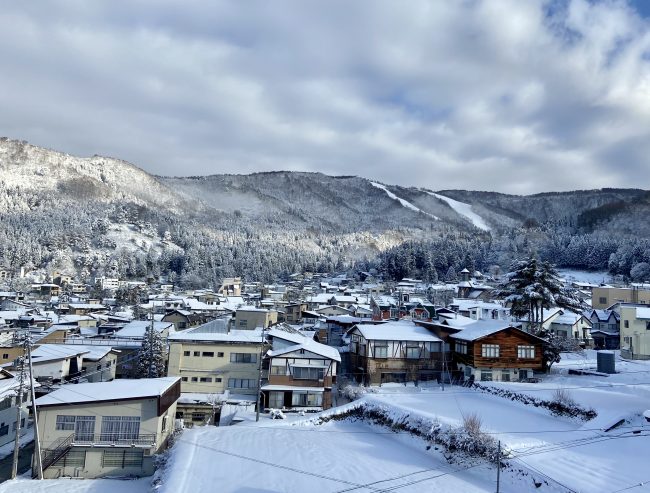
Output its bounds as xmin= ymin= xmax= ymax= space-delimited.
xmin=0 ymin=424 xmax=8 ymax=436
xmin=291 ymin=392 xmax=323 ymax=407
xmin=270 ymin=365 xmax=285 ymax=375
xmin=102 ymin=450 xmax=143 ymax=468
xmin=181 ymin=377 xmax=188 ymax=382
xmin=292 ymin=367 xmax=324 ymax=380
xmin=230 ymin=353 xmax=256 ymax=363
xmin=374 ymin=343 xmax=388 ymax=358
xmin=501 ymin=371 xmax=511 ymax=382
xmin=199 ymin=377 xmax=212 ymax=382
xmin=239 ymin=319 xmax=247 ymax=327
xmin=624 ymin=320 xmax=629 ymax=328
xmin=202 ymin=352 xmax=214 ymax=357
xmin=481 ymin=344 xmax=500 ymax=358
xmin=183 ymin=351 xmax=190 ymax=356
xmin=54 ymin=450 xmax=86 ymax=468
xmin=217 ymin=352 xmax=224 ymax=357
xmin=56 ymin=415 xmax=76 ymax=431
xmin=0 ymin=398 xmax=11 ymax=411
xmin=405 ymin=343 xmax=420 ymax=359
xmin=2 ymin=354 xmax=7 ymax=359
xmin=162 ymin=415 xmax=168 ymax=433
xmin=517 ymin=345 xmax=535 ymax=359
xmin=268 ymin=391 xmax=284 ymax=408
xmin=193 ymin=351 xmax=200 ymax=357
xmin=455 ymin=341 xmax=468 ymax=354
xmin=599 ymin=297 xmax=607 ymax=304
xmin=480 ymin=371 xmax=493 ymax=382
xmin=191 ymin=377 xmax=198 ymax=382
xmin=228 ymin=378 xmax=256 ymax=389
xmin=647 ymin=322 xmax=650 ymax=331
xmin=192 ymin=413 xmax=206 ymax=422
xmin=100 ymin=416 xmax=140 ymax=441
xmin=215 ymin=377 xmax=222 ymax=382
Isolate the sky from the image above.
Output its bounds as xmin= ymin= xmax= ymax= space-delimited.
xmin=0 ymin=0 xmax=649 ymax=194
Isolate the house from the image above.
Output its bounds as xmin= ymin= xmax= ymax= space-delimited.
xmin=456 ymin=269 xmax=493 ymax=299
xmin=27 ymin=344 xmax=89 ymax=384
xmin=347 ymin=320 xmax=445 ymax=385
xmin=549 ymin=311 xmax=592 ymax=345
xmin=218 ymin=278 xmax=242 ymax=296
xmin=285 ymin=303 xmax=307 ymax=324
xmin=370 ymin=295 xmax=397 ymax=321
xmin=74 ymin=345 xmax=119 ymax=382
xmin=585 ymin=309 xmax=620 ymax=350
xmin=162 ymin=310 xmax=214 ymax=331
xmin=167 ymin=321 xmax=265 ymax=397
xmin=234 ymin=306 xmax=277 ymax=330
xmin=262 ymin=325 xmax=341 ymax=411
xmin=518 ymin=308 xmax=564 ymax=333
xmin=447 ymin=321 xmax=545 ymax=382
xmin=592 ymin=286 xmax=650 ymax=309
xmin=114 ymin=321 xmax=176 ymax=340
xmin=0 ymin=368 xmax=30 ymax=448
xmin=449 ymin=299 xmax=510 ymax=321
xmin=64 ymin=303 xmax=106 ymax=316
xmin=620 ymin=305 xmax=650 ymax=360
xmin=314 ymin=305 xmax=353 ymax=317
xmin=34 ymin=377 xmax=180 ymax=479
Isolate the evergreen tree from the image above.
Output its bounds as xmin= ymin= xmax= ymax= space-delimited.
xmin=496 ymin=257 xmax=584 ymax=370
xmin=136 ymin=323 xmax=166 ymax=378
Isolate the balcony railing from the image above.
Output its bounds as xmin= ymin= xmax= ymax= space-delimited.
xmin=71 ymin=433 xmax=157 ymax=448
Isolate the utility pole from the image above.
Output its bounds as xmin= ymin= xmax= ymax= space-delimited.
xmin=148 ymin=301 xmax=154 ymax=378
xmin=496 ymin=440 xmax=501 ymax=493
xmin=11 ymin=341 xmax=26 ymax=479
xmin=255 ymin=327 xmax=266 ymax=422
xmin=27 ymin=337 xmax=43 ymax=480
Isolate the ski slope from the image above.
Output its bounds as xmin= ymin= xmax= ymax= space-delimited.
xmin=371 ymin=182 xmax=439 ymax=220
xmin=427 ymin=191 xmax=491 ymax=231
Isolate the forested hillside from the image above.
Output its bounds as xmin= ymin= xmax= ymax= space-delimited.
xmin=1 ymin=138 xmax=649 ymax=287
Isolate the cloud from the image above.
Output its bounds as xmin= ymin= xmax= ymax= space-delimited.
xmin=0 ymin=0 xmax=648 ymax=193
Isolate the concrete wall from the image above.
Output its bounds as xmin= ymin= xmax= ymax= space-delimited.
xmin=168 ymin=341 xmax=260 ymax=394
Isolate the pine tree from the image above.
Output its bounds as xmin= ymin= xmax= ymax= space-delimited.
xmin=137 ymin=323 xmax=166 ymax=378
xmin=496 ymin=257 xmax=584 ymax=371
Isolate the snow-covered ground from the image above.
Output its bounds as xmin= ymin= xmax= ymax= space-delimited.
xmin=426 ymin=192 xmax=491 ymax=231
xmin=0 ymin=478 xmax=150 ymax=493
xmin=161 ymin=419 xmax=507 ymax=493
xmin=556 ymin=268 xmax=611 ymax=285
xmin=370 ymin=182 xmax=439 ymax=220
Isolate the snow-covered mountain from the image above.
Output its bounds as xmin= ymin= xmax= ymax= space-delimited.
xmin=0 ymin=137 xmax=648 ymax=284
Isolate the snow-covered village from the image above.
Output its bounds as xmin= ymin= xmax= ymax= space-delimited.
xmin=2 ymin=1 xmax=650 ymax=492
xmin=0 ymin=261 xmax=647 ymax=493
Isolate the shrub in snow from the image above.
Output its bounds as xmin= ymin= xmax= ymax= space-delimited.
xmin=340 ymin=384 xmax=378 ymax=401
xmin=552 ymin=388 xmax=576 ymax=408
xmin=269 ymin=409 xmax=286 ymax=420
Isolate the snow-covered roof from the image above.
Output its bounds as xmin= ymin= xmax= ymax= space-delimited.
xmin=449 ymin=320 xmax=527 ymax=342
xmin=635 ymin=307 xmax=650 ymax=320
xmin=437 ymin=313 xmax=478 ymax=328
xmin=58 ymin=344 xmax=117 ymax=361
xmin=30 ymin=344 xmax=89 ymax=363
xmin=115 ymin=321 xmax=175 ymax=338
xmin=36 ymin=377 xmax=180 ymax=407
xmin=169 ymin=328 xmax=264 ymax=343
xmin=353 ymin=321 xmax=441 ymax=342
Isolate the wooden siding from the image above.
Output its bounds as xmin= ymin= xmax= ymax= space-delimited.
xmin=454 ymin=329 xmax=544 ymax=370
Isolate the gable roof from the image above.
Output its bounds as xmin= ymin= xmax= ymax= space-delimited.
xmin=353 ymin=321 xmax=441 ymax=342
xmin=449 ymin=320 xmax=542 ymax=342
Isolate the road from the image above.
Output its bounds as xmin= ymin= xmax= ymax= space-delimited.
xmin=0 ymin=441 xmax=34 ymax=482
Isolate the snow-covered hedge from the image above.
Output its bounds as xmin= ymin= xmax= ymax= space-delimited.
xmin=314 ymin=402 xmax=502 ymax=464
xmin=472 ymin=384 xmax=597 ymax=421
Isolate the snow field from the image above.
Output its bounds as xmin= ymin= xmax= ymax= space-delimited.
xmin=426 ymin=192 xmax=491 ymax=231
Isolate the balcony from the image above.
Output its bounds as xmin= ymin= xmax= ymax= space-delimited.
xmin=70 ymin=433 xmax=157 ymax=448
